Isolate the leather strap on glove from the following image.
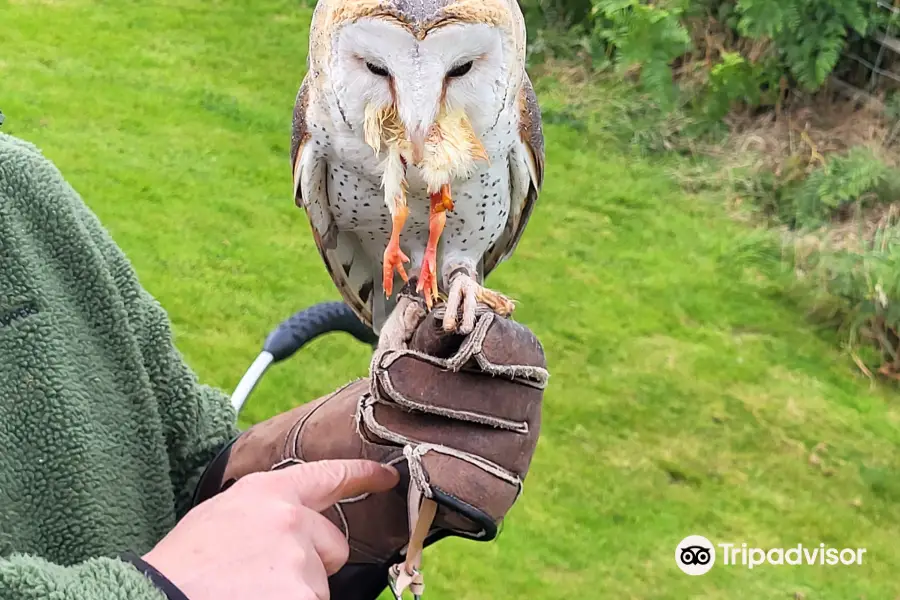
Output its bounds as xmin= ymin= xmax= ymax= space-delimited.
xmin=191 ymin=304 xmax=548 ymax=600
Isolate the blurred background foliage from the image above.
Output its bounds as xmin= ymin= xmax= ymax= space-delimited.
xmin=519 ymin=0 xmax=900 ymax=381
xmin=522 ymin=0 xmax=898 ymax=104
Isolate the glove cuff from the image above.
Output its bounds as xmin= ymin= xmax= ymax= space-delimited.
xmin=189 ymin=433 xmax=242 ymax=508
xmin=119 ymin=552 xmax=192 ymax=600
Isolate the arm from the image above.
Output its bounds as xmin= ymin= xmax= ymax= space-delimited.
xmin=0 ymin=131 xmax=236 ymax=597
xmin=0 ymin=554 xmax=172 ymax=600
xmin=0 ymin=132 xmax=397 ymax=600
xmin=120 ymin=282 xmax=241 ymax=520
xmin=0 ymin=129 xmax=237 ymax=520
xmin=59 ymin=147 xmax=242 ymax=520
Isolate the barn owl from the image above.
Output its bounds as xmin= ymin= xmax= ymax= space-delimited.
xmin=290 ymin=0 xmax=544 ymax=341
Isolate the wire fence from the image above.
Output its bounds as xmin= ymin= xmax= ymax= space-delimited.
xmin=834 ymin=0 xmax=900 ymax=109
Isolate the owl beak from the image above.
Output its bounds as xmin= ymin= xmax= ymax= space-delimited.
xmin=409 ymin=126 xmax=426 ymax=164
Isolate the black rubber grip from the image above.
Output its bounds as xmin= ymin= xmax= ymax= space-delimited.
xmin=263 ymin=301 xmax=377 ymax=363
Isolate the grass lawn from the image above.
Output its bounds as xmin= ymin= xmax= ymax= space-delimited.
xmin=3 ymin=1 xmax=900 ymax=597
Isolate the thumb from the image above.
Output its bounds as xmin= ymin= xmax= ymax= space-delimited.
xmin=274 ymin=459 xmax=400 ymax=513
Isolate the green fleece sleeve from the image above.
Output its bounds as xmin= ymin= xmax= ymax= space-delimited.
xmin=36 ymin=146 xmax=243 ymax=518
xmin=1 ymin=132 xmax=240 ymax=519
xmin=0 ymin=555 xmax=166 ymax=600
xmin=129 ymin=283 xmax=243 ymax=519
xmin=0 ymin=131 xmax=241 ymax=598
xmin=96 ymin=243 xmax=243 ymax=519
xmin=113 ymin=262 xmax=242 ymax=519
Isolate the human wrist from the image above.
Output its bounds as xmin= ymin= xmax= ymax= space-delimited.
xmin=189 ymin=433 xmax=243 ymax=508
xmin=118 ymin=551 xmax=192 ymax=600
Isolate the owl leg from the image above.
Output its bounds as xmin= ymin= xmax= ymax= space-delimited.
xmin=382 ymin=203 xmax=409 ymax=297
xmin=382 ymin=146 xmax=411 ymax=298
xmin=416 ymin=184 xmax=452 ymax=309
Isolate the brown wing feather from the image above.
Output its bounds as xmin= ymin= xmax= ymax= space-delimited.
xmin=291 ymin=77 xmax=376 ymax=329
xmin=482 ymin=72 xmax=545 ymax=276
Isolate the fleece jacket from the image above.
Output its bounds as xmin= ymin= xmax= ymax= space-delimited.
xmin=0 ymin=131 xmax=240 ymax=598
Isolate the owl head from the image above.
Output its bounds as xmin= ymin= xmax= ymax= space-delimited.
xmin=307 ymin=0 xmax=528 ymax=162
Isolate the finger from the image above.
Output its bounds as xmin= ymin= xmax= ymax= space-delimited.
xmin=295 ymin=555 xmax=330 ymax=600
xmin=299 ymin=537 xmax=332 ymax=600
xmin=278 ymin=459 xmax=400 ymax=513
xmin=304 ymin=509 xmax=351 ymax=576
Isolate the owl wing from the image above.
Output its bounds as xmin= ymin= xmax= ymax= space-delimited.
xmin=482 ymin=72 xmax=545 ymax=278
xmin=291 ymin=77 xmax=378 ymax=330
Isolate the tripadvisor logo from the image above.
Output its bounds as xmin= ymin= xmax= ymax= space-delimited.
xmin=675 ymin=536 xmax=866 ymax=575
xmin=675 ymin=535 xmax=716 ymax=576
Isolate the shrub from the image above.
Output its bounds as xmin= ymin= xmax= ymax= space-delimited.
xmin=523 ymin=0 xmax=900 ymax=118
xmin=525 ymin=0 xmax=900 ymax=380
xmin=741 ymin=147 xmax=899 ymax=230
xmin=718 ymin=0 xmax=870 ymax=90
xmin=747 ymin=145 xmax=900 ymax=378
xmin=796 ymin=222 xmax=900 ymax=378
xmin=592 ymin=0 xmax=692 ymax=107
xmin=520 ymin=0 xmax=599 ymax=62
xmin=792 ymin=147 xmax=897 ymax=228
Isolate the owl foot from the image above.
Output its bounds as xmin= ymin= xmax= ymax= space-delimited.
xmin=478 ymin=286 xmax=516 ymax=316
xmin=382 ymin=205 xmax=410 ymax=297
xmin=442 ymin=273 xmax=516 ymax=334
xmin=416 ymin=245 xmax=440 ymax=310
xmin=383 ymin=239 xmax=409 ymax=297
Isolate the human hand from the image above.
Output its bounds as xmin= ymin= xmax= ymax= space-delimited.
xmin=189 ymin=304 xmax=548 ymax=600
xmin=142 ymin=459 xmax=399 ymax=600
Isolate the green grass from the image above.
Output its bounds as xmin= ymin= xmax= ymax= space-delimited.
xmin=3 ymin=1 xmax=900 ymax=598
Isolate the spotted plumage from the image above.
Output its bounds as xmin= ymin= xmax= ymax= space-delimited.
xmin=291 ymin=0 xmax=544 ymax=335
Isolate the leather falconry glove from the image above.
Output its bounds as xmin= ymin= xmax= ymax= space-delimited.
xmin=190 ymin=298 xmax=549 ymax=600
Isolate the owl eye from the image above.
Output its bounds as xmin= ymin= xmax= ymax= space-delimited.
xmin=447 ymin=61 xmax=474 ymax=78
xmin=365 ymin=62 xmax=390 ymax=77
